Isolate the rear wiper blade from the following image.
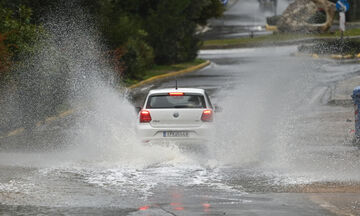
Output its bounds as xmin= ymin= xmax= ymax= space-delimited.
xmin=174 ymin=105 xmax=189 ymax=108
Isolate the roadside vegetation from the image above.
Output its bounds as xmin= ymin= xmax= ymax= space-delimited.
xmin=0 ymin=0 xmax=224 ymax=130
xmin=124 ymin=59 xmax=206 ymax=86
xmin=0 ymin=4 xmax=41 ymax=82
xmin=0 ymin=0 xmax=224 ymax=84
xmin=298 ymin=38 xmax=360 ymax=56
xmin=202 ymin=28 xmax=360 ymax=49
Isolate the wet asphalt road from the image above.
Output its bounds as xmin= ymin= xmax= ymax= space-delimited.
xmin=1 ymin=45 xmax=359 ymax=215
xmin=1 ymin=0 xmax=360 ymax=215
xmin=202 ymin=0 xmax=291 ymax=40
xmin=127 ymin=45 xmax=360 ymax=215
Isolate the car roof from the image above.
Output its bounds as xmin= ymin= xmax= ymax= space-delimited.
xmin=148 ymin=88 xmax=205 ymax=95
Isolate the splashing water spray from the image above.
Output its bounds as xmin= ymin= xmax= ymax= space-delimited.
xmin=0 ymin=1 xmax=188 ymax=169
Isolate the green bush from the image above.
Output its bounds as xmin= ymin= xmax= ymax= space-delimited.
xmin=0 ymin=0 xmax=223 ymax=81
xmin=194 ymin=0 xmax=224 ymax=26
xmin=92 ymin=0 xmax=223 ymax=72
xmin=122 ymin=37 xmax=154 ymax=80
xmin=0 ymin=33 xmax=12 ymax=76
xmin=0 ymin=4 xmax=41 ymax=82
xmin=93 ymin=4 xmax=155 ymax=79
xmin=0 ymin=5 xmax=41 ymax=57
xmin=100 ymin=15 xmax=142 ymax=49
xmin=143 ymin=0 xmax=223 ymax=64
xmin=145 ymin=0 xmax=199 ymax=64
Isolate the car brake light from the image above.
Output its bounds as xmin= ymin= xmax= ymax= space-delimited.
xmin=201 ymin=109 xmax=213 ymax=122
xmin=168 ymin=92 xmax=184 ymax=96
xmin=140 ymin=110 xmax=152 ymax=123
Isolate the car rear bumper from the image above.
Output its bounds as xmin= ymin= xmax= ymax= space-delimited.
xmin=136 ymin=123 xmax=214 ymax=145
xmin=141 ymin=138 xmax=209 ymax=147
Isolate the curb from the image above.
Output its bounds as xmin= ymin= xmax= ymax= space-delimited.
xmin=328 ymin=98 xmax=353 ymax=106
xmin=0 ymin=60 xmax=211 ymax=139
xmin=330 ymin=54 xmax=356 ymax=60
xmin=265 ymin=24 xmax=278 ymax=32
xmin=329 ymin=76 xmax=360 ymax=106
xmin=128 ymin=60 xmax=211 ymax=89
xmin=295 ymin=52 xmax=360 ymax=60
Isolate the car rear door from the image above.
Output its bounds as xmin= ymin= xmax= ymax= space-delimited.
xmin=149 ymin=109 xmax=204 ymax=128
xmin=145 ymin=93 xmax=206 ymax=128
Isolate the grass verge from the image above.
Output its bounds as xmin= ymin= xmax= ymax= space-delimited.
xmin=202 ymin=29 xmax=360 ymax=49
xmin=299 ymin=38 xmax=360 ymax=56
xmin=124 ymin=58 xmax=206 ymax=86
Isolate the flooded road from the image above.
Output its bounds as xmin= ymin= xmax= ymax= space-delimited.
xmin=1 ymin=0 xmax=360 ymax=215
xmin=1 ymin=45 xmax=360 ymax=215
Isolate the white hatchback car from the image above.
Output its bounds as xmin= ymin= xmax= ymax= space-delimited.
xmin=136 ymin=88 xmax=215 ymax=145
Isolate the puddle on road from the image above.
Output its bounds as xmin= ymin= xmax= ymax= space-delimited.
xmin=0 ymin=150 xmax=248 ymax=207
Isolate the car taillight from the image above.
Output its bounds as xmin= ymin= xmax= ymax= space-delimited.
xmin=140 ymin=110 xmax=152 ymax=123
xmin=201 ymin=109 xmax=213 ymax=122
xmin=168 ymin=92 xmax=184 ymax=96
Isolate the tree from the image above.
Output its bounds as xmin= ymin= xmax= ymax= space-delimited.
xmin=195 ymin=0 xmax=224 ymax=25
xmin=144 ymin=0 xmax=223 ymax=64
xmin=0 ymin=3 xmax=41 ymax=80
xmin=0 ymin=33 xmax=12 ymax=75
xmin=0 ymin=4 xmax=41 ymax=57
xmin=0 ymin=0 xmax=224 ymax=80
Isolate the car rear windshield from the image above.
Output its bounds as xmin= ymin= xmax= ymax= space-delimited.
xmin=146 ymin=94 xmax=206 ymax=109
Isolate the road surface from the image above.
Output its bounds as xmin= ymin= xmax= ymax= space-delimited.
xmin=202 ymin=0 xmax=291 ymax=40
xmin=1 ymin=45 xmax=360 ymax=215
xmin=1 ymin=0 xmax=360 ymax=215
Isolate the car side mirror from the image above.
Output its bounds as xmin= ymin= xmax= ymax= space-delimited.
xmin=135 ymin=107 xmax=142 ymax=113
xmin=214 ymin=105 xmax=222 ymax=113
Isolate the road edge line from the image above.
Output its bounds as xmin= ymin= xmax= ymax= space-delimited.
xmin=128 ymin=60 xmax=211 ymax=89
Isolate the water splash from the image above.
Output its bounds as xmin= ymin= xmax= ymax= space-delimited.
xmin=201 ymin=46 xmax=360 ymax=183
xmin=0 ymin=1 xmax=191 ymax=170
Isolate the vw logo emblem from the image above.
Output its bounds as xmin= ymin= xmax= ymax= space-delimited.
xmin=173 ymin=112 xmax=179 ymax=118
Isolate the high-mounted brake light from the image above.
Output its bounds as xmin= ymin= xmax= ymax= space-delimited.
xmin=168 ymin=92 xmax=184 ymax=96
xmin=201 ymin=109 xmax=213 ymax=122
xmin=140 ymin=110 xmax=152 ymax=123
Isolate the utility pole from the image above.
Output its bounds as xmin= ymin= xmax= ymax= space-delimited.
xmin=336 ymin=0 xmax=349 ymax=40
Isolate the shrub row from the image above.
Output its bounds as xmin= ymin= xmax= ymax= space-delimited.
xmin=0 ymin=0 xmax=223 ymax=80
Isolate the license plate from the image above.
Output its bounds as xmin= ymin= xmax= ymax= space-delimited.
xmin=163 ymin=131 xmax=189 ymax=137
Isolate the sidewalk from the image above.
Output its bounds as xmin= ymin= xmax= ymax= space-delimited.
xmin=329 ymin=76 xmax=360 ymax=105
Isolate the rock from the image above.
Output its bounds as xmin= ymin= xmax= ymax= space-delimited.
xmin=277 ymin=0 xmax=336 ymax=33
